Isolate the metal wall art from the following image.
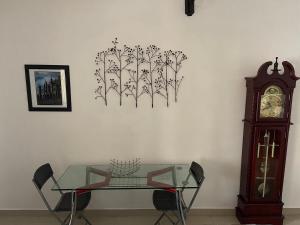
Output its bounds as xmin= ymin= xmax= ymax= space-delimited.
xmin=94 ymin=38 xmax=188 ymax=108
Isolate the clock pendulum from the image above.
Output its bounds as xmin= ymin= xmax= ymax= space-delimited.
xmin=256 ymin=130 xmax=279 ymax=198
xmin=261 ymin=130 xmax=270 ymax=198
xmin=236 ymin=58 xmax=299 ymax=225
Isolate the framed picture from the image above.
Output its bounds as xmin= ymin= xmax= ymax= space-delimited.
xmin=25 ymin=65 xmax=72 ymax=111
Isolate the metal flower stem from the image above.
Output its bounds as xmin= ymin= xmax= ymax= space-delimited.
xmin=113 ymin=44 xmax=131 ymax=106
xmin=117 ymin=50 xmax=122 ymax=106
xmin=149 ymin=57 xmax=154 ymax=107
xmin=165 ymin=56 xmax=169 ymax=107
xmin=146 ymin=54 xmax=157 ymax=108
xmin=136 ymin=48 xmax=139 ymax=108
xmin=175 ymin=56 xmax=178 ymax=102
xmin=145 ymin=46 xmax=160 ymax=108
xmin=103 ymin=54 xmax=108 ymax=106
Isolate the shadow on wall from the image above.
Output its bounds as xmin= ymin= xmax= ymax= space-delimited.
xmin=195 ymin=158 xmax=240 ymax=208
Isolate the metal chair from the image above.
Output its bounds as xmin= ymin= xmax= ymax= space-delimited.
xmin=152 ymin=161 xmax=205 ymax=225
xmin=32 ymin=163 xmax=92 ymax=225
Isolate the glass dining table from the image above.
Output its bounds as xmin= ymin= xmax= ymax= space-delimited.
xmin=52 ymin=163 xmax=198 ymax=225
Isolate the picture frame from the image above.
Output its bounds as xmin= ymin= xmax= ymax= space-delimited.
xmin=25 ymin=65 xmax=72 ymax=111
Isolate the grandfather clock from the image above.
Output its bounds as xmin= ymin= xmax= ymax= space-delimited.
xmin=236 ymin=58 xmax=299 ymax=225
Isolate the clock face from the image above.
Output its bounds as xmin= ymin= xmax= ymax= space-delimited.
xmin=259 ymin=85 xmax=285 ymax=118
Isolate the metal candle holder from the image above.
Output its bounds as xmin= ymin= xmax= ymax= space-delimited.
xmin=110 ymin=158 xmax=141 ymax=177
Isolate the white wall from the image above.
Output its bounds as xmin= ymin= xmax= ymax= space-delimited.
xmin=0 ymin=0 xmax=300 ymax=210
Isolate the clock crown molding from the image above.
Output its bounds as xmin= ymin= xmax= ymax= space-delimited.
xmin=245 ymin=59 xmax=300 ymax=89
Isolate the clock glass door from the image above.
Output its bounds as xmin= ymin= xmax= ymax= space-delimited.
xmin=252 ymin=127 xmax=285 ymax=201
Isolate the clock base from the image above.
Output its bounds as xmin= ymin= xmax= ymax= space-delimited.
xmin=236 ymin=195 xmax=284 ymax=225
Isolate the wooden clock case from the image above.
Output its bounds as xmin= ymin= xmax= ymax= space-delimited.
xmin=236 ymin=60 xmax=299 ymax=225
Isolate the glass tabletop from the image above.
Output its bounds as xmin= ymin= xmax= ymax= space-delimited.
xmin=52 ymin=164 xmax=198 ymax=191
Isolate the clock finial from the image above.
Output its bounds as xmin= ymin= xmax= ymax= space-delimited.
xmin=272 ymin=57 xmax=281 ymax=73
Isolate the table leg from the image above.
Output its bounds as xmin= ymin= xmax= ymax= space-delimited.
xmin=176 ymin=190 xmax=186 ymax=225
xmin=68 ymin=191 xmax=77 ymax=225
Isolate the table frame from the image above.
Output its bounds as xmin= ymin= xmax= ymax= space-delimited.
xmin=53 ymin=164 xmax=197 ymax=225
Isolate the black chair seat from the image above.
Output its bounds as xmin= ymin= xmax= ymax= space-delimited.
xmin=153 ymin=190 xmax=178 ymax=211
xmin=54 ymin=191 xmax=91 ymax=212
xmin=152 ymin=162 xmax=204 ymax=225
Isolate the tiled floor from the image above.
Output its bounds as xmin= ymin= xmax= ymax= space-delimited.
xmin=0 ymin=211 xmax=299 ymax=225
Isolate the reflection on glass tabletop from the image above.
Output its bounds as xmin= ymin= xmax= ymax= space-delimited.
xmin=52 ymin=164 xmax=198 ymax=191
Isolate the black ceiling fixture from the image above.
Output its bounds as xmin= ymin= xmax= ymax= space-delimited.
xmin=185 ymin=0 xmax=195 ymax=16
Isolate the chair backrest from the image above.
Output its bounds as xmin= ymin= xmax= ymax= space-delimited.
xmin=190 ymin=161 xmax=204 ymax=186
xmin=33 ymin=163 xmax=53 ymax=190
xmin=182 ymin=161 xmax=205 ymax=212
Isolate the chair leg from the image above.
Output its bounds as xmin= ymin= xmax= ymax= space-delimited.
xmin=171 ymin=211 xmax=183 ymax=225
xmin=164 ymin=212 xmax=176 ymax=225
xmin=154 ymin=212 xmax=165 ymax=225
xmin=78 ymin=212 xmax=93 ymax=225
xmin=50 ymin=211 xmax=65 ymax=225
xmin=173 ymin=210 xmax=188 ymax=225
xmin=154 ymin=212 xmax=177 ymax=225
xmin=62 ymin=213 xmax=71 ymax=225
